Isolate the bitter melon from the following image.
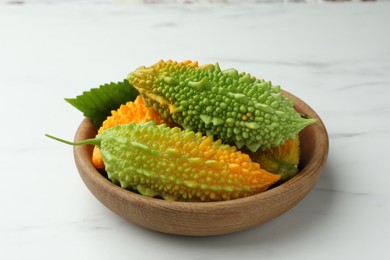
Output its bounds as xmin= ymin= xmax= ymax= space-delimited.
xmin=92 ymin=95 xmax=170 ymax=170
xmin=46 ymin=122 xmax=280 ymax=202
xmin=246 ymin=135 xmax=300 ymax=183
xmin=128 ymin=60 xmax=316 ymax=152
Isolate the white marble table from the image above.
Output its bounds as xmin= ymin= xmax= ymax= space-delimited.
xmin=1 ymin=2 xmax=389 ymax=260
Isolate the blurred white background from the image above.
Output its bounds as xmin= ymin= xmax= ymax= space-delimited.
xmin=1 ymin=0 xmax=389 ymax=4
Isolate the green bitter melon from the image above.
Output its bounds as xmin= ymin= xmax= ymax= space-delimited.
xmin=128 ymin=60 xmax=316 ymax=152
xmin=46 ymin=122 xmax=280 ymax=202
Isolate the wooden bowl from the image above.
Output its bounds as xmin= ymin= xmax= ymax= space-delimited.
xmin=73 ymin=91 xmax=329 ymax=236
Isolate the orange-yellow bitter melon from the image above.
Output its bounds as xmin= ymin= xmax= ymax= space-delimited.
xmin=128 ymin=60 xmax=316 ymax=152
xmin=92 ymin=95 xmax=170 ymax=170
xmin=46 ymin=122 xmax=280 ymax=202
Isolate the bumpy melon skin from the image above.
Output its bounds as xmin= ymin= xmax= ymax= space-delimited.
xmin=245 ymin=135 xmax=300 ymax=183
xmin=128 ymin=60 xmax=316 ymax=152
xmin=92 ymin=96 xmax=170 ymax=170
xmin=96 ymin=122 xmax=280 ymax=202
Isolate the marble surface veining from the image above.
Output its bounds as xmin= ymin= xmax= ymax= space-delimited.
xmin=0 ymin=2 xmax=389 ymax=260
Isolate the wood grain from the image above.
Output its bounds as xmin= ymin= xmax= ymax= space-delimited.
xmin=73 ymin=91 xmax=329 ymax=236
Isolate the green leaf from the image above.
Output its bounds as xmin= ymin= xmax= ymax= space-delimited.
xmin=65 ymin=79 xmax=139 ymax=129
